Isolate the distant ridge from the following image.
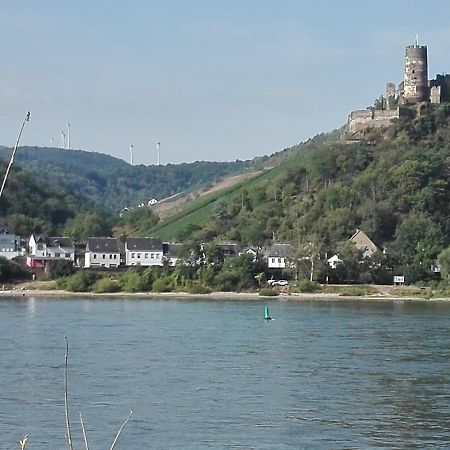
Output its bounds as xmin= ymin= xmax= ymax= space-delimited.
xmin=0 ymin=146 xmax=258 ymax=210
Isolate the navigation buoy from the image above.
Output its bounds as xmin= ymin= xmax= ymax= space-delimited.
xmin=264 ymin=306 xmax=272 ymax=320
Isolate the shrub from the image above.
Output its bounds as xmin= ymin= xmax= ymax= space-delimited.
xmin=120 ymin=269 xmax=148 ymax=293
xmin=0 ymin=257 xmax=31 ymax=282
xmin=152 ymin=277 xmax=173 ymax=292
xmin=339 ymin=285 xmax=377 ymax=297
xmin=296 ymin=279 xmax=319 ymax=293
xmin=93 ymin=278 xmax=121 ymax=293
xmin=58 ymin=271 xmax=101 ymax=292
xmin=187 ymin=283 xmax=212 ymax=294
xmin=47 ymin=260 xmax=75 ymax=280
xmin=258 ymin=288 xmax=279 ymax=296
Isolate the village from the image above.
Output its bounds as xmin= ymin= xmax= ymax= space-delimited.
xmin=0 ymin=223 xmax=400 ymax=284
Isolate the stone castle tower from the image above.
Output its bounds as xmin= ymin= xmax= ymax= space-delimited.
xmin=403 ymin=42 xmax=429 ymax=103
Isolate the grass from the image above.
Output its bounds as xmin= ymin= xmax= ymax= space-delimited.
xmin=258 ymin=288 xmax=279 ymax=296
xmin=390 ymin=287 xmax=431 ymax=298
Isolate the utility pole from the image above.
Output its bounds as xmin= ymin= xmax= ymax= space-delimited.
xmin=130 ymin=144 xmax=134 ymax=165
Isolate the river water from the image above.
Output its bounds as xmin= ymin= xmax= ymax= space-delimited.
xmin=0 ymin=297 xmax=449 ymax=449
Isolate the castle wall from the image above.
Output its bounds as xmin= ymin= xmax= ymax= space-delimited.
xmin=345 ymin=109 xmax=400 ymax=137
xmin=430 ymin=86 xmax=442 ymax=104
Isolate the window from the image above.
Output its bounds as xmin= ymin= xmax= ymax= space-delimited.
xmin=150 ymin=253 xmax=154 ymax=258
xmin=55 ymin=253 xmax=60 ymax=258
xmin=110 ymin=254 xmax=113 ymax=259
xmin=271 ymin=258 xmax=275 ymax=264
xmin=144 ymin=253 xmax=148 ymax=258
xmin=113 ymin=254 xmax=117 ymax=259
xmin=156 ymin=254 xmax=161 ymax=259
xmin=65 ymin=253 xmax=70 ymax=258
xmin=102 ymin=254 xmax=106 ymax=259
xmin=137 ymin=253 xmax=141 ymax=258
xmin=131 ymin=253 xmax=135 ymax=258
xmin=93 ymin=254 xmax=97 ymax=259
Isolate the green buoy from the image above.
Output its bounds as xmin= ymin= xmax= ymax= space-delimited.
xmin=264 ymin=306 xmax=272 ymax=320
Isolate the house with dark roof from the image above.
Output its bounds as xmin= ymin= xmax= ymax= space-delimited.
xmin=0 ymin=225 xmax=22 ymax=260
xmin=125 ymin=237 xmax=163 ymax=266
xmin=216 ymin=241 xmax=240 ymax=258
xmin=27 ymin=234 xmax=75 ymax=269
xmin=85 ymin=237 xmax=120 ymax=268
xmin=264 ymin=243 xmax=295 ymax=269
xmin=163 ymin=242 xmax=183 ymax=266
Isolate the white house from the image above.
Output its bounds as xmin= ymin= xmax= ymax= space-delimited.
xmin=85 ymin=237 xmax=121 ymax=268
xmin=265 ymin=244 xmax=294 ymax=269
xmin=125 ymin=237 xmax=163 ymax=266
xmin=327 ymin=254 xmax=342 ymax=269
xmin=27 ymin=235 xmax=75 ymax=269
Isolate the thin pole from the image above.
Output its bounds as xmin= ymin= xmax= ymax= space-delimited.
xmin=79 ymin=410 xmax=90 ymax=450
xmin=0 ymin=111 xmax=30 ymax=200
xmin=130 ymin=144 xmax=134 ymax=165
xmin=67 ymin=123 xmax=71 ymax=149
xmin=64 ymin=337 xmax=74 ymax=450
xmin=109 ymin=410 xmax=133 ymax=450
xmin=157 ymin=141 xmax=160 ymax=165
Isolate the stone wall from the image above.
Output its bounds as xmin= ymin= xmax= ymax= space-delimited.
xmin=345 ymin=108 xmax=400 ymax=137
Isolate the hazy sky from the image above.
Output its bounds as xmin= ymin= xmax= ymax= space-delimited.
xmin=1 ymin=0 xmax=450 ymax=165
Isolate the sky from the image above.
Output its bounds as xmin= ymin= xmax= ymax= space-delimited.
xmin=1 ymin=0 xmax=450 ymax=165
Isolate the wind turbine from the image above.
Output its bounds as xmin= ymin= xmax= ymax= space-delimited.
xmin=60 ymin=130 xmax=66 ymax=149
xmin=67 ymin=123 xmax=71 ymax=149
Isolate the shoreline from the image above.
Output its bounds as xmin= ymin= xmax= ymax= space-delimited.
xmin=1 ymin=288 xmax=449 ymax=302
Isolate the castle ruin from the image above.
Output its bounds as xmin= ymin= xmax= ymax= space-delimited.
xmin=345 ymin=39 xmax=450 ymax=139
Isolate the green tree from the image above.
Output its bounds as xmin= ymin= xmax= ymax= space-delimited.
xmin=437 ymin=246 xmax=450 ymax=285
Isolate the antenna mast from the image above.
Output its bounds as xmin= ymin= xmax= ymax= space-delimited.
xmin=0 ymin=111 xmax=30 ymax=200
xmin=157 ymin=141 xmax=160 ymax=166
xmin=130 ymin=144 xmax=134 ymax=165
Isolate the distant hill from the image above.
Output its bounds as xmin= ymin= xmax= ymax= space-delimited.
xmin=0 ymin=146 xmax=276 ymax=210
xmin=0 ymin=159 xmax=90 ymax=237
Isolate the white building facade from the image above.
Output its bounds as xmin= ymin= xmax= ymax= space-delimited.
xmin=125 ymin=237 xmax=163 ymax=266
xmin=85 ymin=237 xmax=121 ymax=268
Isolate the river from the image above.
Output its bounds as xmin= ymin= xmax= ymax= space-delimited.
xmin=0 ymin=297 xmax=449 ymax=449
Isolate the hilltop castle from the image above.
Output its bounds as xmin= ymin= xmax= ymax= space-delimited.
xmin=345 ymin=39 xmax=450 ymax=139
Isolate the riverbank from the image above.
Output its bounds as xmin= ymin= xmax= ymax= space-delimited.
xmin=2 ymin=285 xmax=450 ymax=302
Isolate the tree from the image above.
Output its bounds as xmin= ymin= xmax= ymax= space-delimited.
xmin=437 ymin=246 xmax=450 ymax=285
xmin=47 ymin=260 xmax=76 ymax=280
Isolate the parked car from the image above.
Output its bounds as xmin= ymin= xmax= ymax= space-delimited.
xmin=268 ymin=279 xmax=288 ymax=286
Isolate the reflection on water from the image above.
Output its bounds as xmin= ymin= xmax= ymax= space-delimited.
xmin=0 ymin=297 xmax=449 ymax=449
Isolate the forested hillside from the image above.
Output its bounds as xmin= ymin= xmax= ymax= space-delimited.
xmin=0 ymin=146 xmax=265 ymax=210
xmin=0 ymin=161 xmax=88 ymax=236
xmin=150 ymin=105 xmax=450 ymax=283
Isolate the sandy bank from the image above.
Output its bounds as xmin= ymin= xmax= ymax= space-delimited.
xmin=1 ymin=288 xmax=449 ymax=302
